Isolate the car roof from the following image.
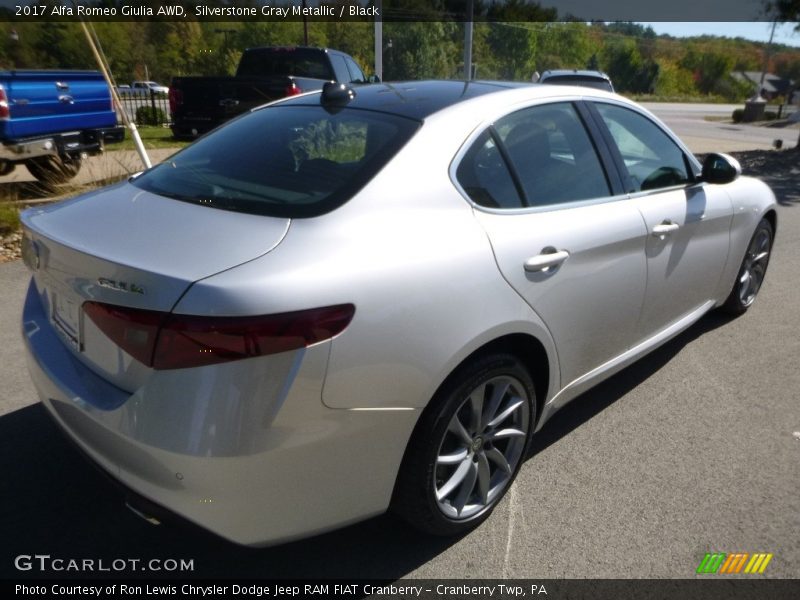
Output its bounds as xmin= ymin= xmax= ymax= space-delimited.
xmin=278 ymin=80 xmax=533 ymax=121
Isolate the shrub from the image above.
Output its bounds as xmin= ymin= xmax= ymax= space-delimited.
xmin=135 ymin=106 xmax=167 ymax=126
xmin=732 ymin=108 xmax=744 ymax=123
xmin=0 ymin=203 xmax=20 ymax=235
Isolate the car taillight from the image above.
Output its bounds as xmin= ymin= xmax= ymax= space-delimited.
xmin=284 ymin=82 xmax=302 ymax=97
xmin=83 ymin=302 xmax=355 ymax=370
xmin=168 ymin=88 xmax=183 ymax=112
xmin=0 ymin=86 xmax=9 ymax=120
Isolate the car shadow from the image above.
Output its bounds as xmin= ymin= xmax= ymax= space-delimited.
xmin=762 ymin=171 xmax=800 ymax=207
xmin=0 ymin=311 xmax=735 ymax=580
xmin=527 ymin=310 xmax=733 ymax=457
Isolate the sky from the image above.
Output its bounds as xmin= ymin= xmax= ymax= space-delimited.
xmin=640 ymin=22 xmax=800 ymax=48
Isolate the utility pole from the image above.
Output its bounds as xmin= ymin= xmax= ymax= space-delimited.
xmin=758 ymin=20 xmax=777 ymax=97
xmin=463 ymin=0 xmax=474 ymax=80
xmin=302 ymin=0 xmax=309 ymax=45
xmin=374 ymin=0 xmax=383 ymax=81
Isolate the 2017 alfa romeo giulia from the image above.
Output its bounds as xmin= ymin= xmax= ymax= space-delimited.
xmin=21 ymin=80 xmax=776 ymax=545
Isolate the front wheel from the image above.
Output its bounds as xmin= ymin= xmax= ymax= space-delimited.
xmin=392 ymin=353 xmax=536 ymax=536
xmin=721 ymin=218 xmax=774 ymax=315
xmin=26 ymin=154 xmax=82 ymax=185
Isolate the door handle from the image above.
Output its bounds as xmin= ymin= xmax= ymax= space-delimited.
xmin=651 ymin=221 xmax=680 ymax=237
xmin=524 ymin=249 xmax=570 ymax=273
xmin=58 ymin=95 xmax=74 ymax=104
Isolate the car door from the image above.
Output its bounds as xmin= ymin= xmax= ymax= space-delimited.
xmin=457 ymin=101 xmax=648 ymax=387
xmin=588 ymin=102 xmax=733 ymax=339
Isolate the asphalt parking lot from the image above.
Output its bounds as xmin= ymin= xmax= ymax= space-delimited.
xmin=1 ymin=162 xmax=798 ymax=581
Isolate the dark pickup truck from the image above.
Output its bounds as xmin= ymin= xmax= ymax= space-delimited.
xmin=0 ymin=70 xmax=124 ymax=183
xmin=169 ymin=46 xmax=372 ymax=138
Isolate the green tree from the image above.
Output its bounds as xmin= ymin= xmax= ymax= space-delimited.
xmin=384 ymin=22 xmax=458 ymax=80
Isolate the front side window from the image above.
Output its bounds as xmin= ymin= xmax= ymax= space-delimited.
xmin=594 ymin=103 xmax=691 ymax=192
xmin=132 ymin=106 xmax=419 ymax=218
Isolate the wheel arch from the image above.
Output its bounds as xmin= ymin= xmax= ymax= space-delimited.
xmin=389 ymin=331 xmax=552 ymax=527
xmin=395 ymin=332 xmax=552 ymax=474
xmin=763 ymin=208 xmax=777 ymax=237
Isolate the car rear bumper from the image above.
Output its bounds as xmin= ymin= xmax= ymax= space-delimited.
xmin=21 ymin=279 xmax=418 ymax=546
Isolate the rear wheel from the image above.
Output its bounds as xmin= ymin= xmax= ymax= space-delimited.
xmin=393 ymin=353 xmax=536 ymax=536
xmin=26 ymin=155 xmax=82 ymax=184
xmin=721 ymin=218 xmax=773 ymax=315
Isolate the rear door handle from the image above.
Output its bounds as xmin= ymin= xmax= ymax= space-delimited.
xmin=524 ymin=249 xmax=570 ymax=273
xmin=58 ymin=95 xmax=74 ymax=104
xmin=651 ymin=221 xmax=679 ymax=237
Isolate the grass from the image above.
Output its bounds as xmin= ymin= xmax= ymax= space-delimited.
xmin=113 ymin=126 xmax=191 ymax=151
xmin=0 ymin=202 xmax=20 ymax=235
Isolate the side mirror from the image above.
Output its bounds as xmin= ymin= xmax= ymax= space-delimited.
xmin=701 ymin=153 xmax=741 ymax=184
xmin=367 ymin=74 xmax=381 ymax=84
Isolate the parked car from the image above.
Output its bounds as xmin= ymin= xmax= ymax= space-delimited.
xmin=21 ymin=81 xmax=776 ymax=546
xmin=538 ymin=69 xmax=615 ymax=92
xmin=131 ymin=80 xmax=169 ymax=96
xmin=169 ymin=46 xmax=372 ymax=137
xmin=0 ymin=70 xmax=124 ymax=183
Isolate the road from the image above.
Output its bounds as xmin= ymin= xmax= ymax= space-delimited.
xmin=642 ymin=102 xmax=799 ymax=153
xmin=1 ymin=171 xmax=798 ymax=579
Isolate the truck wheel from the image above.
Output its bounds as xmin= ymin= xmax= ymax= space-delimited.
xmin=26 ymin=155 xmax=82 ymax=184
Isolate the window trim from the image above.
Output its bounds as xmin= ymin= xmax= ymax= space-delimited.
xmin=450 ymin=98 xmax=630 ymax=215
xmin=584 ymin=99 xmax=703 ymax=197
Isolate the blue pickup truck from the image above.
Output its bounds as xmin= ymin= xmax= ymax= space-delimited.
xmin=0 ymin=70 xmax=124 ymax=183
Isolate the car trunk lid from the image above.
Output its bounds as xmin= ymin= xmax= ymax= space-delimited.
xmin=22 ymin=181 xmax=290 ymax=391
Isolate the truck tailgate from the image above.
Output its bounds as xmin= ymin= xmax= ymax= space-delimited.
xmin=0 ymin=70 xmax=116 ymax=140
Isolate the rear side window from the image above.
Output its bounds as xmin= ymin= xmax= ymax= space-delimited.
xmin=132 ymin=106 xmax=419 ymax=218
xmin=457 ymin=102 xmax=610 ymax=209
xmin=594 ymin=103 xmax=691 ymax=192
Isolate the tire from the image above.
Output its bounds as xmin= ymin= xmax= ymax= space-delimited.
xmin=392 ymin=353 xmax=536 ymax=536
xmin=721 ymin=218 xmax=773 ymax=315
xmin=26 ymin=155 xmax=82 ymax=185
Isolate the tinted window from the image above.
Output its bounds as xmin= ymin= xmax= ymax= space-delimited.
xmin=132 ymin=106 xmax=419 ymax=218
xmin=595 ymin=103 xmax=691 ymax=192
xmin=345 ymin=57 xmax=367 ymax=83
xmin=541 ymin=75 xmax=613 ymax=92
xmin=330 ymin=55 xmax=351 ymax=83
xmin=456 ymin=130 xmax=524 ymax=209
xmin=237 ymin=48 xmax=334 ymax=80
xmin=494 ymin=102 xmax=610 ymax=206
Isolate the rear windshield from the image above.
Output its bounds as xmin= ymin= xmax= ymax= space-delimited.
xmin=132 ymin=105 xmax=420 ymax=218
xmin=237 ymin=48 xmax=334 ymax=80
xmin=541 ymin=76 xmax=613 ymax=92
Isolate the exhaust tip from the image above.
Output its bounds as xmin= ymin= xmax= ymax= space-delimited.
xmin=125 ymin=498 xmax=162 ymax=526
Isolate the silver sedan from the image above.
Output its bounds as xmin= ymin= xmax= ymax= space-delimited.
xmin=20 ymin=81 xmax=776 ymax=545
